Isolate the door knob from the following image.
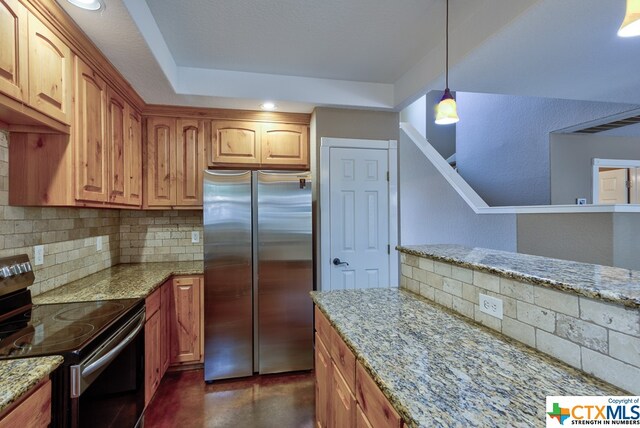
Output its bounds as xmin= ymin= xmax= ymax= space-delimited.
xmin=332 ymin=258 xmax=349 ymax=267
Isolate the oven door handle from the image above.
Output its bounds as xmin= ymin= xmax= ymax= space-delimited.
xmin=82 ymin=312 xmax=145 ymax=378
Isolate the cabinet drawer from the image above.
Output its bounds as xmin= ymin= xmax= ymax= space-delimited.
xmin=145 ymin=287 xmax=161 ymax=320
xmin=330 ymin=328 xmax=356 ymax=393
xmin=355 ymin=361 xmax=401 ymax=428
xmin=314 ymin=306 xmax=332 ymax=347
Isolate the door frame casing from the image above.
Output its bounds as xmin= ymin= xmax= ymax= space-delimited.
xmin=319 ymin=137 xmax=398 ymax=291
xmin=592 ymin=158 xmax=640 ymax=204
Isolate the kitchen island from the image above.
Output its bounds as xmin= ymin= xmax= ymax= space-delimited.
xmin=311 ymin=288 xmax=625 ymax=428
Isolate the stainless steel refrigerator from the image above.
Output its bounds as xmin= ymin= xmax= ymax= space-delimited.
xmin=203 ymin=170 xmax=313 ymax=381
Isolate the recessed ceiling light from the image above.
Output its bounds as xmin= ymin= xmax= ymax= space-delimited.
xmin=260 ymin=102 xmax=277 ymax=111
xmin=66 ymin=0 xmax=104 ymax=11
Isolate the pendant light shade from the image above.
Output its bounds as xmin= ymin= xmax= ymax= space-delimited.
xmin=435 ymin=0 xmax=458 ymax=125
xmin=618 ymin=0 xmax=640 ymax=37
xmin=435 ymin=88 xmax=459 ymax=125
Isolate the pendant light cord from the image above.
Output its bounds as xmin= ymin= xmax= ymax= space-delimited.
xmin=445 ymin=0 xmax=449 ymax=89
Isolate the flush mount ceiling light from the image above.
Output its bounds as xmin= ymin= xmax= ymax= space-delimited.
xmin=435 ymin=0 xmax=459 ymax=125
xmin=618 ymin=0 xmax=640 ymax=37
xmin=66 ymin=0 xmax=104 ymax=11
xmin=260 ymin=102 xmax=277 ymax=111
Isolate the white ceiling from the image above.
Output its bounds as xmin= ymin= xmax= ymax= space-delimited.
xmin=56 ymin=0 xmax=640 ymax=113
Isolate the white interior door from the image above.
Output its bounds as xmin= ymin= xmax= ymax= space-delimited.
xmin=329 ymin=147 xmax=389 ymax=289
xmin=599 ymin=168 xmax=628 ymax=204
xmin=631 ymin=168 xmax=639 ymax=204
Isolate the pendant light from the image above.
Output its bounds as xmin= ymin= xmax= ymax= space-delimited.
xmin=435 ymin=0 xmax=459 ymax=125
xmin=618 ymin=0 xmax=640 ymax=37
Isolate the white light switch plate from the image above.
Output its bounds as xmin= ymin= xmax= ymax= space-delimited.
xmin=479 ymin=293 xmax=503 ymax=319
xmin=191 ymin=231 xmax=200 ymax=243
xmin=34 ymin=245 xmax=44 ymax=266
xmin=96 ymin=236 xmax=103 ymax=251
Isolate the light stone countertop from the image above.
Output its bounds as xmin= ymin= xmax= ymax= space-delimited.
xmin=0 ymin=356 xmax=63 ymax=414
xmin=33 ymin=261 xmax=203 ymax=304
xmin=397 ymin=244 xmax=640 ymax=308
xmin=311 ymin=288 xmax=627 ymax=428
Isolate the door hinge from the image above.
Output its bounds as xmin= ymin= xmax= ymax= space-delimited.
xmin=387 ymin=244 xmax=390 ymax=254
xmin=386 ymin=171 xmax=389 ymax=182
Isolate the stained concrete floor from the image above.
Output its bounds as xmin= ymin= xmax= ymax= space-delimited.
xmin=144 ymin=369 xmax=315 ymax=428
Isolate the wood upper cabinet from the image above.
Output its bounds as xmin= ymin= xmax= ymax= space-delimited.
xmin=146 ymin=117 xmax=177 ymax=207
xmin=107 ymin=88 xmax=127 ymax=204
xmin=176 ymin=119 xmax=205 ymax=206
xmin=0 ymin=0 xmax=28 ymax=102
xmin=209 ymin=120 xmax=261 ymax=166
xmin=126 ymin=108 xmax=143 ymax=206
xmin=74 ymin=56 xmax=108 ymax=203
xmin=28 ymin=13 xmax=72 ymax=124
xmin=261 ymin=124 xmax=308 ymax=168
xmin=170 ymin=276 xmax=202 ymax=364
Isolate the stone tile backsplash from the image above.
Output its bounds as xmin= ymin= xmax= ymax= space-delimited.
xmin=1 ymin=130 xmax=204 ymax=297
xmin=119 ymin=210 xmax=203 ymax=263
xmin=400 ymin=252 xmax=640 ymax=394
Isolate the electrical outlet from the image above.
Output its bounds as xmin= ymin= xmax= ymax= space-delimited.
xmin=479 ymin=293 xmax=503 ymax=319
xmin=96 ymin=236 xmax=103 ymax=251
xmin=191 ymin=231 xmax=200 ymax=244
xmin=34 ymin=245 xmax=44 ymax=266
xmin=576 ymin=198 xmax=587 ymax=205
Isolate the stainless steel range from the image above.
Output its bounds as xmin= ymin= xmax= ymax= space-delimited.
xmin=0 ymin=254 xmax=145 ymax=428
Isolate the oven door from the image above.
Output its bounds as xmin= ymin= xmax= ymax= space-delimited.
xmin=70 ymin=308 xmax=145 ymax=428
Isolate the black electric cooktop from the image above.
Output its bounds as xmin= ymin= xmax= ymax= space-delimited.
xmin=0 ymin=298 xmax=142 ymax=361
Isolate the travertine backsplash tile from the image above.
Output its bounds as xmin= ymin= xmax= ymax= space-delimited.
xmin=1 ymin=129 xmax=205 ymax=296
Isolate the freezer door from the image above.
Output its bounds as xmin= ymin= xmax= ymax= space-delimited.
xmin=257 ymin=171 xmax=313 ymax=374
xmin=203 ymin=170 xmax=253 ymax=381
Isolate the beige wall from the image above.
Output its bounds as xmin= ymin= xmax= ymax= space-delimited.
xmin=550 ymin=133 xmax=640 ymax=205
xmin=119 ymin=210 xmax=203 ymax=263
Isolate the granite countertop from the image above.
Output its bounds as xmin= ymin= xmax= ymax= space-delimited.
xmin=0 ymin=356 xmax=63 ymax=414
xmin=33 ymin=261 xmax=203 ymax=304
xmin=311 ymin=288 xmax=626 ymax=428
xmin=397 ymin=244 xmax=640 ymax=308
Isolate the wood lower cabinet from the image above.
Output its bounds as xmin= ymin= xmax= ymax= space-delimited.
xmin=314 ymin=306 xmax=403 ymax=428
xmin=144 ymin=288 xmax=162 ymax=407
xmin=160 ymin=280 xmax=171 ymax=376
xmin=0 ymin=379 xmax=52 ymax=428
xmin=28 ymin=13 xmax=72 ymax=124
xmin=74 ymin=56 xmax=108 ymax=203
xmin=170 ymin=276 xmax=202 ymax=364
xmin=0 ymin=0 xmax=28 ymax=103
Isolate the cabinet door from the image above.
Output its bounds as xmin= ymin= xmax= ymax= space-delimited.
xmin=355 ymin=362 xmax=402 ymax=428
xmin=332 ymin=362 xmax=356 ymax=428
xmin=0 ymin=0 xmax=28 ymax=102
xmin=356 ymin=405 xmax=373 ymax=428
xmin=146 ymin=117 xmax=176 ymax=206
xmin=28 ymin=13 xmax=72 ymax=124
xmin=126 ymin=107 xmax=143 ymax=206
xmin=74 ymin=57 xmax=108 ymax=203
xmin=160 ymin=281 xmax=171 ymax=377
xmin=170 ymin=276 xmax=202 ymax=364
xmin=315 ymin=334 xmax=331 ymax=428
xmin=107 ymin=88 xmax=127 ymax=205
xmin=0 ymin=379 xmax=51 ymax=428
xmin=144 ymin=311 xmax=161 ymax=407
xmin=261 ymin=124 xmax=309 ymax=168
xmin=176 ymin=119 xmax=205 ymax=206
xmin=209 ymin=120 xmax=260 ymax=166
